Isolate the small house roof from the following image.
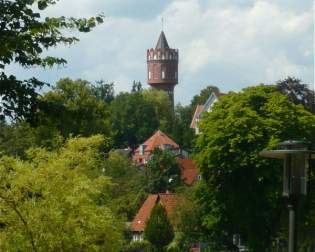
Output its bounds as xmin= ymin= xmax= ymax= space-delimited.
xmin=131 ymin=193 xmax=180 ymax=232
xmin=135 ymin=130 xmax=179 ymax=154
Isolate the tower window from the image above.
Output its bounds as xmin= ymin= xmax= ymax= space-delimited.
xmin=162 ymin=54 xmax=165 ymax=60
xmin=148 ymin=71 xmax=151 ymax=79
xmin=162 ymin=71 xmax=165 ymax=79
xmin=154 ymin=54 xmax=157 ymax=60
xmin=175 ymin=71 xmax=177 ymax=79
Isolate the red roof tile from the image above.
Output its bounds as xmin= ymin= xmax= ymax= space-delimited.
xmin=178 ymin=158 xmax=199 ymax=185
xmin=131 ymin=195 xmax=158 ymax=232
xmin=131 ymin=193 xmax=180 ymax=232
xmin=135 ymin=130 xmax=179 ymax=154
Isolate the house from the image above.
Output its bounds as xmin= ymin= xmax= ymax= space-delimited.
xmin=133 ymin=130 xmax=200 ymax=186
xmin=131 ymin=193 xmax=180 ymax=242
xmin=190 ymin=91 xmax=225 ymax=135
xmin=131 ymin=193 xmax=203 ymax=251
xmin=133 ymin=130 xmax=180 ymax=165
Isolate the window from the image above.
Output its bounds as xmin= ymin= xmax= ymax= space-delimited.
xmin=148 ymin=71 xmax=151 ymax=79
xmin=162 ymin=54 xmax=165 ymax=60
xmin=162 ymin=71 xmax=165 ymax=79
xmin=175 ymin=71 xmax=177 ymax=79
xmin=154 ymin=54 xmax=157 ymax=60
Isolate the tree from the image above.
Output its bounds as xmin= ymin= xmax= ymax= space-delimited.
xmin=190 ymin=85 xmax=220 ymax=111
xmin=195 ymin=85 xmax=315 ymax=251
xmin=170 ymin=187 xmax=203 ymax=251
xmin=144 ymin=203 xmax=174 ymax=251
xmin=109 ymin=89 xmax=173 ymax=148
xmin=145 ymin=149 xmax=182 ymax=194
xmin=92 ymin=80 xmax=115 ymax=104
xmin=103 ymin=151 xmax=147 ymax=220
xmin=276 ymin=76 xmax=314 ymax=114
xmin=36 ymin=78 xmax=112 ymax=138
xmin=171 ymin=104 xmax=195 ymax=151
xmin=131 ymin=81 xmax=143 ymax=93
xmin=0 ymin=0 xmax=103 ymax=121
xmin=0 ymin=135 xmax=122 ymax=251
xmin=0 ymin=121 xmax=64 ymax=158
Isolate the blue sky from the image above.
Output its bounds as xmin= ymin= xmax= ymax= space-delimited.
xmin=7 ymin=0 xmax=314 ymax=105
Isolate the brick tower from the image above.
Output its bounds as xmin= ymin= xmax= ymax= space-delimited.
xmin=147 ymin=31 xmax=178 ymax=107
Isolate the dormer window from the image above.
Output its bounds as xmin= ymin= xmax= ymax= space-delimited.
xmin=140 ymin=144 xmax=147 ymax=156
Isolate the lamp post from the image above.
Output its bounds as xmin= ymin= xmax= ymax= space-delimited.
xmin=260 ymin=140 xmax=315 ymax=252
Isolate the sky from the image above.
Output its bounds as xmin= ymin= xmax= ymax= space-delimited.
xmin=7 ymin=0 xmax=314 ymax=105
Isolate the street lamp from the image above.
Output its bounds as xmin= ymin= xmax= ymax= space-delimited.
xmin=260 ymin=140 xmax=315 ymax=252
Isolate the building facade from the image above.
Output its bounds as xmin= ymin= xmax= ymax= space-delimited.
xmin=147 ymin=31 xmax=178 ymax=107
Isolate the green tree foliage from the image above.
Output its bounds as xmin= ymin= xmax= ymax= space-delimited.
xmin=0 ymin=135 xmax=122 ymax=251
xmin=145 ymin=149 xmax=182 ymax=194
xmin=190 ymin=85 xmax=220 ymax=111
xmin=103 ymin=151 xmax=147 ymax=220
xmin=109 ymin=89 xmax=173 ymax=148
xmin=0 ymin=0 xmax=103 ymax=121
xmin=276 ymin=76 xmax=315 ymax=114
xmin=195 ymin=85 xmax=315 ymax=251
xmin=171 ymin=188 xmax=203 ymax=249
xmin=131 ymin=81 xmax=143 ymax=93
xmin=171 ymin=104 xmax=195 ymax=151
xmin=0 ymin=121 xmax=64 ymax=158
xmin=91 ymin=80 xmax=115 ymax=104
xmin=144 ymin=203 xmax=174 ymax=251
xmin=37 ymin=78 xmax=112 ymax=138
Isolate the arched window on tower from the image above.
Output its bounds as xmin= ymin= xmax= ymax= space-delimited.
xmin=154 ymin=54 xmax=157 ymax=60
xmin=148 ymin=71 xmax=151 ymax=80
xmin=162 ymin=53 xmax=165 ymax=60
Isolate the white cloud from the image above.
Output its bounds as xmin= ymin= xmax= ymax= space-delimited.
xmin=7 ymin=0 xmax=313 ymax=105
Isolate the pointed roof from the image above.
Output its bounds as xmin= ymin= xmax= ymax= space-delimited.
xmin=131 ymin=193 xmax=180 ymax=232
xmin=190 ymin=105 xmax=204 ymax=129
xmin=155 ymin=31 xmax=170 ymax=49
xmin=135 ymin=130 xmax=179 ymax=153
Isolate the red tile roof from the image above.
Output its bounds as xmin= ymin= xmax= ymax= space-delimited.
xmin=190 ymin=105 xmax=204 ymax=129
xmin=131 ymin=193 xmax=180 ymax=232
xmin=178 ymin=158 xmax=199 ymax=185
xmin=131 ymin=195 xmax=158 ymax=232
xmin=134 ymin=130 xmax=179 ymax=154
